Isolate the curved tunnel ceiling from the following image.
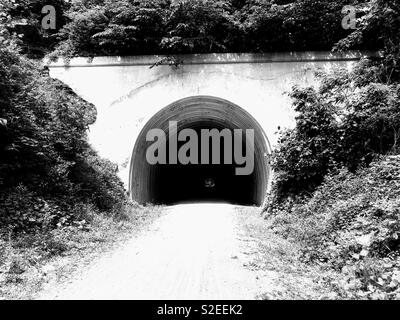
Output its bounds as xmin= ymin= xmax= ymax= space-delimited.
xmin=129 ymin=96 xmax=271 ymax=206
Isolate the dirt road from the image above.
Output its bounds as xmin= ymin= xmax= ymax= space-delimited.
xmin=39 ymin=204 xmax=262 ymax=300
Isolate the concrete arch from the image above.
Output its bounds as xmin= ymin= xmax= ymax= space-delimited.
xmin=129 ymin=96 xmax=271 ymax=206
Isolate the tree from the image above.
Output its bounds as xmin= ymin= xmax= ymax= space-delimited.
xmin=335 ymin=0 xmax=400 ymax=83
xmin=47 ymin=0 xmax=379 ymax=58
xmin=0 ymin=0 xmax=70 ymax=58
xmin=161 ymin=0 xmax=239 ymax=53
xmin=271 ymin=0 xmax=400 ymax=202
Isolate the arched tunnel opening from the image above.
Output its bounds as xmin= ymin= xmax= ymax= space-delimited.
xmin=129 ymin=96 xmax=271 ymax=206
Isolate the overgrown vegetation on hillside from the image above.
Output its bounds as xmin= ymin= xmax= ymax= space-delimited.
xmin=0 ymin=0 xmax=70 ymax=58
xmin=269 ymin=157 xmax=400 ymax=298
xmin=0 ymin=47 xmax=127 ymax=233
xmin=266 ymin=0 xmax=400 ymax=299
xmin=0 ymin=3 xmax=157 ymax=296
xmin=0 ymin=48 xmax=160 ymax=292
xmin=270 ymin=62 xmax=400 ymax=201
xmin=1 ymin=0 xmax=382 ymax=59
xmin=0 ymin=203 xmax=162 ymax=299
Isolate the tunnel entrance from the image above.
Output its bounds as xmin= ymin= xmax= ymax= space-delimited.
xmin=129 ymin=96 xmax=271 ymax=206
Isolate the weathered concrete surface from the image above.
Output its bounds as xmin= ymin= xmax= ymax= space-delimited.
xmin=48 ymin=52 xmax=370 ymax=202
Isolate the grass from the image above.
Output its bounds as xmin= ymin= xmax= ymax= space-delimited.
xmin=0 ymin=203 xmax=163 ymax=300
xmin=262 ymin=156 xmax=400 ymax=299
xmin=235 ymin=206 xmax=339 ymax=300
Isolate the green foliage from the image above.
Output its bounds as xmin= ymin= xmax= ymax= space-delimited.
xmin=271 ymin=85 xmax=342 ymax=199
xmin=70 ymin=149 xmax=125 ymax=212
xmin=335 ymin=0 xmax=400 ymax=82
xmin=0 ymin=0 xmax=71 ymax=58
xmin=268 ymin=156 xmax=400 ymax=298
xmin=265 ymin=0 xmax=400 ymax=299
xmin=161 ymin=0 xmax=239 ymax=53
xmin=270 ymin=61 xmax=400 ymax=201
xmin=2 ymin=0 xmax=392 ymax=58
xmin=244 ymin=0 xmax=351 ymax=51
xmin=47 ymin=0 xmax=383 ymax=59
xmin=0 ymin=46 xmax=126 ymax=232
xmin=94 ymin=0 xmax=168 ymax=55
xmin=0 ymin=203 xmax=162 ymax=299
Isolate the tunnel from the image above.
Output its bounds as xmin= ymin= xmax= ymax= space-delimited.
xmin=129 ymin=96 xmax=271 ymax=206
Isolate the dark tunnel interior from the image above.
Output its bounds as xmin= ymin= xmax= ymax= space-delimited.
xmin=151 ymin=123 xmax=257 ymax=205
xmin=129 ymin=96 xmax=270 ymax=206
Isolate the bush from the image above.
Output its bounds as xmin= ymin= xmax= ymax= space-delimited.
xmin=270 ymin=63 xmax=400 ymax=202
xmin=160 ymin=0 xmax=240 ymax=54
xmin=70 ymin=149 xmax=126 ymax=212
xmin=267 ymin=156 xmax=400 ymax=299
xmin=265 ymin=0 xmax=400 ymax=299
xmin=0 ymin=46 xmax=126 ymax=233
xmin=244 ymin=0 xmax=353 ymax=52
xmin=47 ymin=0 xmax=381 ymax=59
xmin=0 ymin=0 xmax=71 ymax=58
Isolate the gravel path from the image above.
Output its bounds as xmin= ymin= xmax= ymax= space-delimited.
xmin=39 ymin=204 xmax=261 ymax=300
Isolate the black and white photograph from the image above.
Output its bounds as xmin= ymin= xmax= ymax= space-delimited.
xmin=0 ymin=0 xmax=399 ymax=309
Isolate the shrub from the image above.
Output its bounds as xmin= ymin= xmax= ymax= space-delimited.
xmin=161 ymin=0 xmax=239 ymax=54
xmin=268 ymin=156 xmax=400 ymax=298
xmin=0 ymin=0 xmax=71 ymax=58
xmin=47 ymin=0 xmax=382 ymax=59
xmin=270 ymin=64 xmax=400 ymax=202
xmin=0 ymin=46 xmax=126 ymax=233
xmin=244 ymin=0 xmax=353 ymax=52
